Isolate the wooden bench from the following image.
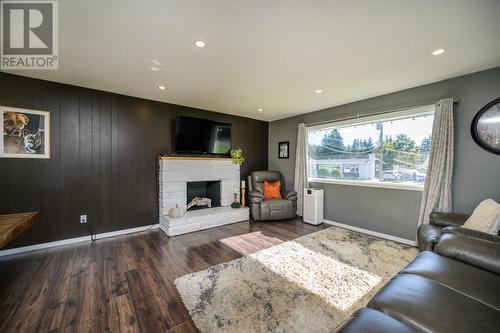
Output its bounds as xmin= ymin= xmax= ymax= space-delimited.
xmin=0 ymin=212 xmax=39 ymax=248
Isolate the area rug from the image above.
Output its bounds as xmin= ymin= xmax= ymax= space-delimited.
xmin=175 ymin=226 xmax=418 ymax=333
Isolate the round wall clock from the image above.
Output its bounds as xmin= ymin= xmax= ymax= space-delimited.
xmin=471 ymin=98 xmax=500 ymax=155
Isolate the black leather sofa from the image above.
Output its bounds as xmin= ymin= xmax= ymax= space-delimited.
xmin=417 ymin=211 xmax=500 ymax=251
xmin=335 ymin=225 xmax=500 ymax=332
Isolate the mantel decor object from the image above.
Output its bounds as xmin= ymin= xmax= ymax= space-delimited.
xmin=471 ymin=97 xmax=500 ymax=155
xmin=241 ymin=179 xmax=246 ymax=208
xmin=230 ymin=148 xmax=245 ymax=165
xmin=231 ymin=191 xmax=241 ymax=208
xmin=168 ymin=204 xmax=186 ymax=218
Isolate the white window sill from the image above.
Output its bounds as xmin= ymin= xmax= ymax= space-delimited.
xmin=308 ymin=178 xmax=424 ymax=191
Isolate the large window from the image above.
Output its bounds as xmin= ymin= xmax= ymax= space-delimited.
xmin=307 ymin=106 xmax=434 ymax=189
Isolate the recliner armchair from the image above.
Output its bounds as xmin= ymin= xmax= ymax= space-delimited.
xmin=247 ymin=171 xmax=297 ymax=221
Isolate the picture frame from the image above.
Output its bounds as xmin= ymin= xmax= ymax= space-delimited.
xmin=278 ymin=141 xmax=289 ymax=159
xmin=471 ymin=97 xmax=500 ymax=155
xmin=1 ymin=106 xmax=51 ymax=159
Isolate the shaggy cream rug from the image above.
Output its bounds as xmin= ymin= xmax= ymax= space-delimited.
xmin=175 ymin=226 xmax=418 ymax=332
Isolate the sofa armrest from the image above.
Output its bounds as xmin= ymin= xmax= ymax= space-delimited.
xmin=435 ymin=233 xmax=500 ymax=275
xmin=442 ymin=226 xmax=500 ymax=243
xmin=249 ymin=190 xmax=264 ymax=203
xmin=429 ymin=212 xmax=469 ymax=228
xmin=417 ymin=224 xmax=442 ymax=251
xmin=284 ymin=190 xmax=297 ymax=201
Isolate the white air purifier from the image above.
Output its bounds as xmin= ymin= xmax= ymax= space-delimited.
xmin=303 ymin=188 xmax=324 ymax=225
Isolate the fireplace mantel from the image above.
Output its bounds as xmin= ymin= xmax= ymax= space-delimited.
xmin=158 ymin=155 xmax=233 ymax=161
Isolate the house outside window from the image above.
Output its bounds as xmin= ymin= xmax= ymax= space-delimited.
xmin=307 ymin=105 xmax=435 ymax=190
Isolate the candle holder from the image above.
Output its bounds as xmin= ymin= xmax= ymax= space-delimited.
xmin=241 ymin=187 xmax=246 ymax=208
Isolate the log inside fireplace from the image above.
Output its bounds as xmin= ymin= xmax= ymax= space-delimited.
xmin=186 ymin=181 xmax=221 ymax=210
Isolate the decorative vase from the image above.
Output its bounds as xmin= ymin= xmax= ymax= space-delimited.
xmin=231 ymin=192 xmax=241 ymax=208
xmin=169 ymin=204 xmax=186 ymax=218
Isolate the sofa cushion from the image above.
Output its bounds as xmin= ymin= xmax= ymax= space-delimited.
xmin=443 ymin=225 xmax=500 ymax=241
xmin=400 ymin=251 xmax=500 ymax=310
xmin=249 ymin=170 xmax=283 ymax=194
xmin=259 ymin=199 xmax=294 ymax=220
xmin=369 ymin=274 xmax=500 ymax=333
xmin=335 ymin=308 xmax=416 ymax=333
xmin=463 ymin=199 xmax=500 ymax=235
xmin=435 ymin=233 xmax=500 ymax=275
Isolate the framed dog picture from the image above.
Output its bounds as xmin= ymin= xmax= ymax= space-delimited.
xmin=1 ymin=106 xmax=50 ymax=159
xmin=278 ymin=141 xmax=289 ymax=159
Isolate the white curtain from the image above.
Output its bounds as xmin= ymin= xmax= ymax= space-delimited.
xmin=418 ymin=98 xmax=454 ymax=225
xmin=294 ymin=123 xmax=308 ymax=216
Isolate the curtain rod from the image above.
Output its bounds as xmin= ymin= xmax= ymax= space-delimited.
xmin=306 ymin=98 xmax=458 ymax=128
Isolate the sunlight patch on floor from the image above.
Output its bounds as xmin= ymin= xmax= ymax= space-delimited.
xmin=249 ymin=241 xmax=382 ymax=312
xmin=219 ymin=231 xmax=284 ymax=255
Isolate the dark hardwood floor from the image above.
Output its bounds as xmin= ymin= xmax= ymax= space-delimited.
xmin=0 ymin=219 xmax=327 ymax=333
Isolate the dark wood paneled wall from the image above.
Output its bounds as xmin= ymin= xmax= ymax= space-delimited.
xmin=0 ymin=72 xmax=268 ymax=248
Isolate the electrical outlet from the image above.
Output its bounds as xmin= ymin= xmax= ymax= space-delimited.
xmin=80 ymin=215 xmax=87 ymax=224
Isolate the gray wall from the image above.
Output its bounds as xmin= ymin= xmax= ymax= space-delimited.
xmin=269 ymin=66 xmax=500 ymax=241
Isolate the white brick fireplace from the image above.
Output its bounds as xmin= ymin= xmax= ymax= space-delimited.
xmin=158 ymin=157 xmax=249 ymax=236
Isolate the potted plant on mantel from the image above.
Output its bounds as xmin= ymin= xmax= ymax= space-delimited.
xmin=230 ymin=148 xmax=244 ymax=166
xmin=230 ymin=149 xmax=245 ymax=208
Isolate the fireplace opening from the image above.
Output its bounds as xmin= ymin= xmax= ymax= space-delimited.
xmin=186 ymin=181 xmax=221 ymax=211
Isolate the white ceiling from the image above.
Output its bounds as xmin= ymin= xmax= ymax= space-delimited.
xmin=5 ymin=0 xmax=500 ymax=121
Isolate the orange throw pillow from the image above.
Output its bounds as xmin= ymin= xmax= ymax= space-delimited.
xmin=263 ymin=180 xmax=282 ymax=200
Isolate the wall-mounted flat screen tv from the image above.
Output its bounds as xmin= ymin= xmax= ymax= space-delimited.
xmin=175 ymin=116 xmax=231 ymax=155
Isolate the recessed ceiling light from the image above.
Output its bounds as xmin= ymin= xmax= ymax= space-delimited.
xmin=151 ymin=59 xmax=161 ymax=66
xmin=194 ymin=40 xmax=206 ymax=48
xmin=158 ymin=85 xmax=166 ymax=90
xmin=432 ymin=48 xmax=446 ymax=55
xmin=258 ymin=108 xmax=263 ymax=112
xmin=150 ymin=66 xmax=160 ymax=71
xmin=315 ymin=89 xmax=323 ymax=94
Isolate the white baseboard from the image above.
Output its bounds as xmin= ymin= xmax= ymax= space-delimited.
xmin=323 ymin=219 xmax=417 ymax=246
xmin=0 ymin=224 xmax=159 ymax=257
